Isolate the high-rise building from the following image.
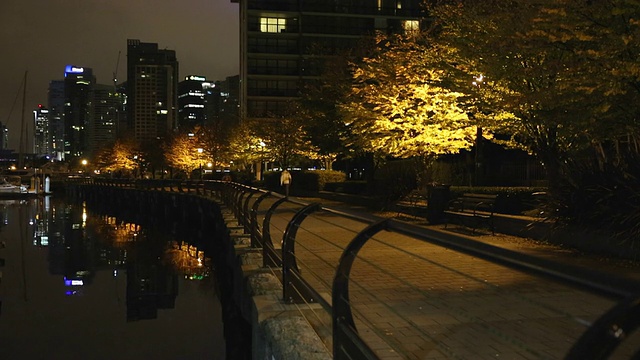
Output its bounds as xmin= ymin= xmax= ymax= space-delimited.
xmin=88 ymin=84 xmax=120 ymax=156
xmin=178 ymin=75 xmax=214 ymax=128
xmin=0 ymin=121 xmax=8 ymax=150
xmin=64 ymin=65 xmax=95 ymax=159
xmin=48 ymin=80 xmax=65 ymax=161
xmin=215 ymin=75 xmax=240 ymax=125
xmin=33 ymin=105 xmax=51 ymax=156
xmin=231 ymin=0 xmax=422 ymax=122
xmin=126 ymin=39 xmax=179 ymax=142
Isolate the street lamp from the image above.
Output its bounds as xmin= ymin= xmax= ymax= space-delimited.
xmin=472 ymin=74 xmax=484 ymax=186
xmin=258 ymin=141 xmax=266 ymax=181
xmin=81 ymin=159 xmax=88 ymax=174
xmin=197 ymin=148 xmax=204 ymax=179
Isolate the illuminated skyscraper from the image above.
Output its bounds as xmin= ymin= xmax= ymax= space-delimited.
xmin=33 ymin=105 xmax=51 ymax=156
xmin=64 ymin=65 xmax=95 ymax=159
xmin=88 ymin=84 xmax=120 ymax=156
xmin=178 ymin=75 xmax=213 ymax=128
xmin=48 ymin=80 xmax=65 ymax=161
xmin=231 ymin=0 xmax=422 ymax=122
xmin=126 ymin=39 xmax=179 ymax=142
xmin=0 ymin=122 xmax=8 ymax=150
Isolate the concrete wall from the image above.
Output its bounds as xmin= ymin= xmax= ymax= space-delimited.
xmin=72 ymin=184 xmax=332 ymax=359
xmin=217 ymin=206 xmax=332 ymax=360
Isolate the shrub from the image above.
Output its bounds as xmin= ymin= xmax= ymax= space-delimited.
xmin=262 ymin=169 xmax=346 ymax=195
xmin=374 ymin=159 xmax=419 ymax=209
xmin=550 ymin=156 xmax=640 ymax=246
xmin=324 ymin=181 xmax=367 ymax=194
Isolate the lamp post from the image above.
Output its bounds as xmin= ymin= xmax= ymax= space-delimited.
xmin=258 ymin=141 xmax=266 ymax=181
xmin=472 ymin=74 xmax=484 ymax=186
xmin=197 ymin=148 xmax=204 ymax=180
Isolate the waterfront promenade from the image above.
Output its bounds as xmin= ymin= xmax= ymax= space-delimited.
xmin=73 ymin=180 xmax=640 ymax=359
xmin=222 ymin=189 xmax=640 ymax=360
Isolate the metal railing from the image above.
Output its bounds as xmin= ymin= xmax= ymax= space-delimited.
xmin=70 ymin=178 xmax=640 ymax=359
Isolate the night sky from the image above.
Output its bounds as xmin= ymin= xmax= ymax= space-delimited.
xmin=0 ymin=0 xmax=239 ymax=150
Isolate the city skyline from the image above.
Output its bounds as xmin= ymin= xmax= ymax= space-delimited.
xmin=0 ymin=0 xmax=239 ymax=151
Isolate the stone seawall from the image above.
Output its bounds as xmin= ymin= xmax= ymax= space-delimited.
xmin=72 ymin=184 xmax=330 ymax=359
xmin=215 ymin=203 xmax=332 ymax=360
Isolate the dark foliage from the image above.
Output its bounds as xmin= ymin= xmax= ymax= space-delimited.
xmin=374 ymin=159 xmax=419 ymax=210
xmin=550 ymin=154 xmax=640 ymax=245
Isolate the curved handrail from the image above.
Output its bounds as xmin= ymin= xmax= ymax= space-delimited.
xmin=70 ymin=179 xmax=640 ymax=360
xmin=282 ymin=203 xmax=322 ymax=304
xmin=333 ymin=219 xmax=389 ymax=360
xmin=566 ymin=295 xmax=640 ymax=359
xmin=262 ymin=197 xmax=288 ymax=268
xmin=240 ymin=189 xmax=259 ymax=231
xmin=250 ymin=191 xmax=272 ymax=248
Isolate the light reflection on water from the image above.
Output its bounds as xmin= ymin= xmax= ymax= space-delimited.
xmin=0 ymin=196 xmax=225 ymax=359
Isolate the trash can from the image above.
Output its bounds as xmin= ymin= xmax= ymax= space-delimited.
xmin=426 ymin=184 xmax=451 ymax=224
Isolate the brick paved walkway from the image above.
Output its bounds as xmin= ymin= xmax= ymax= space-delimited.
xmin=244 ymin=195 xmax=640 ymax=359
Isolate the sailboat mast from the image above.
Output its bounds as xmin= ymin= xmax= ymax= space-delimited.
xmin=18 ymin=70 xmax=28 ymax=169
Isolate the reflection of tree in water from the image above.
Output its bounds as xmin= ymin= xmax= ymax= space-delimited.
xmin=164 ymin=240 xmax=212 ymax=281
xmin=83 ymin=206 xmax=218 ymax=322
xmin=88 ymin=215 xmax=141 ymax=247
xmin=87 ymin=214 xmax=213 ymax=281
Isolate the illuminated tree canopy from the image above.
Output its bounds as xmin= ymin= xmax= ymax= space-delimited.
xmin=227 ymin=121 xmax=265 ymax=171
xmin=94 ymin=138 xmax=138 ymax=176
xmin=427 ymin=0 xmax=640 ymax=180
xmin=341 ymin=34 xmax=479 ymax=159
xmin=164 ymin=131 xmax=207 ymax=178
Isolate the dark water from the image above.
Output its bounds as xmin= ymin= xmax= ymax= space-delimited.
xmin=0 ymin=196 xmax=226 ymax=359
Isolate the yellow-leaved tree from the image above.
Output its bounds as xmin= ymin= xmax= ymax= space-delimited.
xmin=94 ymin=138 xmax=139 ymax=177
xmin=340 ymin=33 xmax=486 ymax=186
xmin=164 ymin=131 xmax=207 ymax=179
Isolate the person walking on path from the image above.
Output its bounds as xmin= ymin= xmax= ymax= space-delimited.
xmin=280 ymin=169 xmax=292 ymax=197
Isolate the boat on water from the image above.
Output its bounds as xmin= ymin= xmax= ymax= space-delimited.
xmin=0 ymin=176 xmax=52 ymax=198
xmin=0 ymin=177 xmax=29 ymax=196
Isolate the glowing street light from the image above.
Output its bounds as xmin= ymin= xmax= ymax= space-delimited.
xmin=472 ymin=74 xmax=484 ymax=186
xmin=196 ymin=148 xmax=204 ymax=179
xmin=257 ymin=141 xmax=267 ymax=181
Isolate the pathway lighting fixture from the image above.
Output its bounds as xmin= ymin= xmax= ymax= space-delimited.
xmin=258 ymin=141 xmax=267 ymax=181
xmin=197 ymin=148 xmax=204 ymax=179
xmin=472 ymin=74 xmax=484 ymax=186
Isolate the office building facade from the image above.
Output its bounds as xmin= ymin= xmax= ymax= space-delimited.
xmin=48 ymin=80 xmax=66 ymax=161
xmin=88 ymin=84 xmax=120 ymax=156
xmin=126 ymin=39 xmax=179 ymax=142
xmin=0 ymin=122 xmax=8 ymax=150
xmin=231 ymin=0 xmax=422 ymax=122
xmin=214 ymin=75 xmax=240 ymax=125
xmin=64 ymin=65 xmax=95 ymax=159
xmin=177 ymin=75 xmax=214 ymax=129
xmin=33 ymin=105 xmax=51 ymax=156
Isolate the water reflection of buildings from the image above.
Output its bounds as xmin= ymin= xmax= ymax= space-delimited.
xmin=20 ymin=197 xmax=209 ymax=321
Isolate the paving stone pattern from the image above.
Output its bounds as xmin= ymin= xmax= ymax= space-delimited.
xmin=247 ymin=196 xmax=639 ymax=360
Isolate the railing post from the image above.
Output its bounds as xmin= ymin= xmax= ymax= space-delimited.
xmin=250 ymin=192 xmax=271 ymax=248
xmin=333 ymin=219 xmax=389 ymax=360
xmin=262 ymin=197 xmax=288 ymax=268
xmin=232 ymin=186 xmax=245 ymax=220
xmin=282 ymin=203 xmax=322 ymax=304
xmin=565 ymin=295 xmax=640 ymax=359
xmin=241 ymin=190 xmax=258 ymax=233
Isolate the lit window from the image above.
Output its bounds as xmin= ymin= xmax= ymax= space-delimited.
xmin=260 ymin=17 xmax=286 ymax=33
xmin=403 ymin=20 xmax=419 ymax=34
